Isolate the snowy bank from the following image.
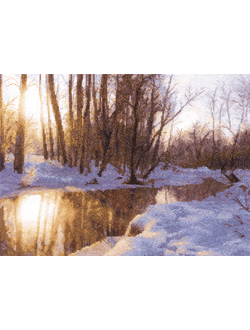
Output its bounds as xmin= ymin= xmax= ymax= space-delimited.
xmin=0 ymin=155 xmax=225 ymax=200
xmin=70 ymin=169 xmax=250 ymax=256
xmin=71 ymin=237 xmax=123 ymax=256
xmin=105 ymin=172 xmax=250 ymax=256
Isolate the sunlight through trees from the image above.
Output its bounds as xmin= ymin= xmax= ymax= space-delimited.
xmin=1 ymin=74 xmax=250 ymax=180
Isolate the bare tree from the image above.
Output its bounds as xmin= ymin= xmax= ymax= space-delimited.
xmin=92 ymin=74 xmax=101 ymax=167
xmin=39 ymin=75 xmax=48 ymax=160
xmin=83 ymin=74 xmax=91 ymax=173
xmin=207 ymin=88 xmax=218 ymax=169
xmin=68 ymin=74 xmax=73 ymax=167
xmin=188 ymin=122 xmax=211 ymax=167
xmin=221 ymin=86 xmax=232 ymax=131
xmin=97 ymin=74 xmax=130 ymax=177
xmin=81 ymin=74 xmax=157 ymax=178
xmin=47 ymin=74 xmax=67 ymax=165
xmin=0 ymin=74 xmax=4 ymax=171
xmin=97 ymin=74 xmax=109 ymax=176
xmin=45 ymin=74 xmax=54 ymax=160
xmin=220 ymin=80 xmax=250 ymax=171
xmin=74 ymin=74 xmax=83 ymax=171
xmin=76 ymin=74 xmax=84 ymax=171
xmin=143 ymin=84 xmax=204 ymax=178
xmin=228 ymin=80 xmax=250 ymax=169
xmin=2 ymin=102 xmax=16 ymax=156
xmin=118 ymin=74 xmax=161 ymax=182
xmin=97 ymin=74 xmax=112 ymax=177
xmin=234 ymin=78 xmax=250 ymax=126
xmin=120 ymin=75 xmax=204 ymax=183
xmin=14 ymin=74 xmax=27 ymax=174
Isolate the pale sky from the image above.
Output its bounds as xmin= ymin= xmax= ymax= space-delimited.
xmin=2 ymin=74 xmax=248 ymax=134
xmin=2 ymin=74 xmax=69 ymax=126
xmin=172 ymin=74 xmax=249 ymax=132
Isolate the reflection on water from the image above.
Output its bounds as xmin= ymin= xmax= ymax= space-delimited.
xmin=0 ymin=178 xmax=228 ymax=256
xmin=156 ymin=178 xmax=227 ymax=204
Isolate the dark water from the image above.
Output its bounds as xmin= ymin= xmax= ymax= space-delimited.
xmin=0 ymin=178 xmax=229 ymax=256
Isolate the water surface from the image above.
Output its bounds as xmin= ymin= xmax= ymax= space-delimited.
xmin=0 ymin=178 xmax=228 ymax=256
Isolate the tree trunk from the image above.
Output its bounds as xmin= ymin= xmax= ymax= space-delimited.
xmin=97 ymin=75 xmax=123 ymax=177
xmin=14 ymin=74 xmax=27 ymax=174
xmin=127 ymin=80 xmax=142 ymax=185
xmin=56 ymin=129 xmax=61 ymax=162
xmin=0 ymin=74 xmax=5 ymax=171
xmin=224 ymin=172 xmax=240 ymax=183
xmin=121 ymin=102 xmax=128 ymax=175
xmin=39 ymin=75 xmax=48 ymax=160
xmin=114 ymin=75 xmax=121 ymax=168
xmin=211 ymin=114 xmax=216 ymax=169
xmin=68 ymin=74 xmax=73 ymax=167
xmin=128 ymin=109 xmax=140 ymax=184
xmin=97 ymin=74 xmax=109 ymax=177
xmin=45 ymin=74 xmax=54 ymax=160
xmin=92 ymin=74 xmax=100 ymax=167
xmin=209 ymin=89 xmax=217 ymax=170
xmin=142 ymin=151 xmax=165 ymax=179
xmin=152 ymin=106 xmax=165 ymax=165
xmin=84 ymin=74 xmax=91 ymax=173
xmin=146 ymin=79 xmax=155 ymax=150
xmin=101 ymin=74 xmax=108 ymax=151
xmin=230 ymin=133 xmax=239 ymax=169
xmin=76 ymin=74 xmax=84 ymax=173
xmin=47 ymin=74 xmax=67 ymax=165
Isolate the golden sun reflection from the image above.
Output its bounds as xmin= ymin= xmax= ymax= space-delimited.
xmin=18 ymin=194 xmax=56 ymax=228
xmin=0 ymin=178 xmax=228 ymax=256
xmin=155 ymin=188 xmax=177 ymax=204
xmin=18 ymin=195 xmax=42 ymax=226
xmin=16 ymin=192 xmax=59 ymax=255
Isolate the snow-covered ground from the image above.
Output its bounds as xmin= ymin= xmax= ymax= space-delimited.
xmin=104 ymin=169 xmax=250 ymax=256
xmin=0 ymin=154 xmax=223 ymax=199
xmin=1 ymin=154 xmax=250 ymax=256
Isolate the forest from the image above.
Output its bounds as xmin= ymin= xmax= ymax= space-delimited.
xmin=1 ymin=74 xmax=250 ymax=184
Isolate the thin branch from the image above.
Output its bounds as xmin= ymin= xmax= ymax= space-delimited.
xmin=232 ymin=196 xmax=250 ymax=212
xmin=235 ymin=215 xmax=244 ymax=225
xmin=234 ymin=231 xmax=245 ymax=237
xmin=221 ymin=126 xmax=235 ymax=136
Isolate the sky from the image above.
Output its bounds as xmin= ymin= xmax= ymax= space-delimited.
xmin=2 ymin=74 xmax=249 ymax=134
xmin=3 ymin=74 xmax=65 ymax=119
xmin=172 ymin=74 xmax=250 ymax=131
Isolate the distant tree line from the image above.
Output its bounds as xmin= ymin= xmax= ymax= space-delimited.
xmin=167 ymin=79 xmax=250 ymax=172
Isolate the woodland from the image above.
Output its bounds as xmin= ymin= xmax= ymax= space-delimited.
xmin=0 ymin=74 xmax=249 ymax=183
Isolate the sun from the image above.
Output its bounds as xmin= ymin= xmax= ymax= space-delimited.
xmin=24 ymin=74 xmax=59 ymax=125
xmin=4 ymin=74 xmax=41 ymax=122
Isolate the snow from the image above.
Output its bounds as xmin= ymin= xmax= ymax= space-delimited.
xmin=149 ymin=164 xmax=223 ymax=187
xmin=0 ymin=156 xmax=125 ymax=199
xmin=71 ymin=237 xmax=123 ymax=256
xmin=1 ymin=154 xmax=250 ymax=256
xmin=105 ymin=171 xmax=250 ymax=256
xmin=0 ymin=155 xmax=224 ymax=200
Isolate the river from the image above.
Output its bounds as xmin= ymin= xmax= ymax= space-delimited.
xmin=0 ymin=178 xmax=229 ymax=256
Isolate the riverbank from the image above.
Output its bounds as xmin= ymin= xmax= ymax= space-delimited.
xmin=2 ymin=155 xmax=250 ymax=256
xmin=72 ymin=168 xmax=250 ymax=256
xmin=0 ymin=154 xmax=225 ymax=200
